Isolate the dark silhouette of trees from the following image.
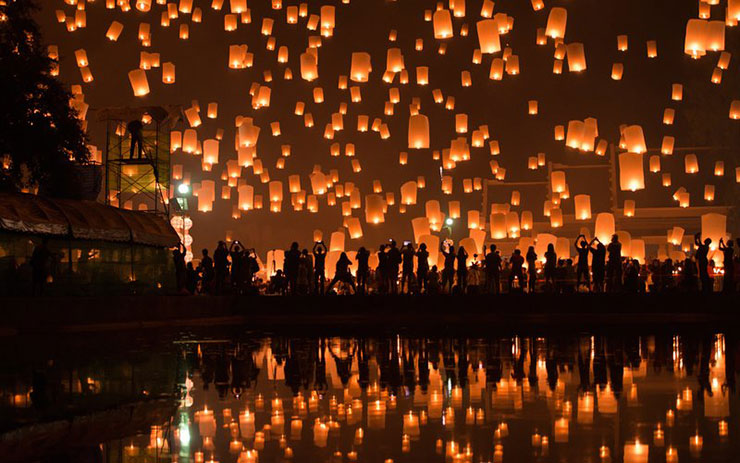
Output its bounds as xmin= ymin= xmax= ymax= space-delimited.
xmin=0 ymin=0 xmax=90 ymax=197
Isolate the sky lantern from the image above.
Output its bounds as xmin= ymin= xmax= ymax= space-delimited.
xmin=320 ymin=5 xmax=336 ymax=31
xmin=128 ymin=69 xmax=149 ymax=96
xmin=704 ymin=185 xmax=715 ymax=201
xmin=715 ymin=161 xmax=724 ymax=176
xmin=671 ymin=83 xmax=683 ymax=101
xmin=647 ymin=40 xmax=658 ymax=58
xmin=411 ymin=217 xmax=431 ymax=243
xmin=300 ymin=53 xmax=318 ymax=81
xmin=595 ymin=213 xmax=615 ymax=243
xmin=623 ymin=125 xmax=646 ymax=153
xmin=685 ymin=154 xmax=699 ymax=173
xmin=203 ymin=139 xmax=219 ymax=165
xmin=661 ymin=136 xmax=675 ymax=155
xmin=455 ymin=114 xmax=468 ymax=133
xmin=619 ymin=152 xmax=645 ymax=191
xmin=718 ymin=51 xmax=731 ymax=69
xmin=416 ymin=66 xmax=429 ymax=85
xmin=702 ymin=213 xmax=726 ymax=251
xmin=706 ymin=21 xmax=725 ymax=51
xmin=476 ymin=20 xmax=501 ymax=54
xmin=490 ymin=213 xmax=506 ymax=239
xmin=684 ymin=19 xmax=708 ymax=57
xmin=730 ymin=100 xmax=740 ymax=119
xmin=106 ymin=21 xmax=124 ymax=41
xmin=346 ymin=217 xmax=363 ymax=239
xmin=528 ymin=100 xmax=538 ymax=115
xmin=433 ymin=10 xmax=453 ymax=39
xmin=408 ymin=114 xmax=430 ymax=149
xmin=574 ymin=195 xmax=592 ymax=220
xmin=611 ymin=63 xmax=623 ymax=80
xmin=551 ymin=170 xmax=566 ymax=193
xmin=350 ymin=52 xmax=372 ymax=82
xmin=617 ymin=34 xmax=628 ymax=51
xmin=649 ymin=155 xmax=661 ymax=173
xmin=623 ymin=200 xmax=635 ymax=217
xmin=269 ymin=180 xmax=283 ymax=203
xmin=506 ymin=56 xmax=520 ymax=74
xmin=489 ymin=58 xmax=504 ymax=80
xmin=162 ymin=62 xmax=175 ymax=84
xmin=565 ymin=120 xmax=584 ymax=149
xmin=386 ymin=48 xmax=405 ymax=72
xmin=546 ymin=7 xmax=567 ymax=39
xmin=566 ymin=43 xmax=586 ymax=72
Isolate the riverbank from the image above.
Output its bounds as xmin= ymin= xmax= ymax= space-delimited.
xmin=2 ymin=293 xmax=739 ymax=336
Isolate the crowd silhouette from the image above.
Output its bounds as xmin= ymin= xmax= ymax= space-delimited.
xmin=175 ymin=233 xmax=739 ymax=296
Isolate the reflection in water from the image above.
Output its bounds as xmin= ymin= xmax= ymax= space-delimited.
xmin=2 ymin=332 xmax=738 ymax=462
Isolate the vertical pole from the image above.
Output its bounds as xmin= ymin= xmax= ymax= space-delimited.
xmin=609 ymin=144 xmax=618 ymax=213
xmin=104 ymin=121 xmax=110 ymax=206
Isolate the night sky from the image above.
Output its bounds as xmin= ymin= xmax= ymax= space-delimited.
xmin=37 ymin=0 xmax=740 ymax=254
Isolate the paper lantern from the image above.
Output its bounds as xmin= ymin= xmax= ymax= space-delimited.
xmin=401 ymin=181 xmax=417 ymax=205
xmin=520 ymin=211 xmax=533 ymax=230
xmin=128 ymin=69 xmax=150 ymax=96
xmin=433 ymin=9 xmax=453 ymax=38
xmin=702 ymin=213 xmax=726 ymax=251
xmin=649 ymin=155 xmax=661 ymax=173
xmin=386 ymin=48 xmax=405 ymax=72
xmin=565 ymin=120 xmax=585 ymax=149
xmin=611 ymin=63 xmax=623 ymax=80
xmin=506 ymin=212 xmax=520 ymax=237
xmin=330 ymin=231 xmax=345 ymax=252
xmin=476 ymin=20 xmax=501 ymax=54
xmin=545 ymin=8 xmax=567 ymax=39
xmin=672 ymin=84 xmax=683 ymax=101
xmin=550 ymin=208 xmax=563 ymax=228
xmin=730 ymin=100 xmax=740 ymax=119
xmin=551 ymin=171 xmax=566 ymax=193
xmin=574 ymin=195 xmax=591 ymax=220
xmin=106 ymin=21 xmax=124 ymax=41
xmin=490 ymin=213 xmax=507 ymax=239
xmin=595 ymin=213 xmax=615 ymax=243
xmin=506 ymin=55 xmax=520 ymax=74
xmin=623 ymin=200 xmax=635 ymax=217
xmin=684 ymin=19 xmax=708 ymax=57
xmin=412 ymin=217 xmax=431 ymax=244
xmin=661 ymin=136 xmax=675 ymax=155
xmin=623 ymin=125 xmax=646 ymax=153
xmin=566 ymin=43 xmax=587 ymax=72
xmin=467 ymin=210 xmax=480 ymax=229
xmin=619 ymin=152 xmax=645 ymax=191
xmin=704 ymin=185 xmax=715 ymax=201
xmin=685 ymin=154 xmax=699 ymax=173
xmin=707 ymin=20 xmax=725 ymax=51
xmin=647 ymin=40 xmax=658 ymax=58
xmin=679 ymin=192 xmax=690 ymax=208
xmin=408 ymin=114 xmax=430 ymax=149
xmin=365 ymin=194 xmax=385 ymax=224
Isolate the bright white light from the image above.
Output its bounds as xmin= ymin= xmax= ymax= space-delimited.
xmin=177 ymin=183 xmax=190 ymax=195
xmin=445 ymin=218 xmax=454 ymax=226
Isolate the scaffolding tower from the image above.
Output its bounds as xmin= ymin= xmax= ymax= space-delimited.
xmin=99 ymin=106 xmax=180 ymax=216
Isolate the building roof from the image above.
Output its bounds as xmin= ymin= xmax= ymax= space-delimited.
xmin=0 ymin=193 xmax=179 ymax=247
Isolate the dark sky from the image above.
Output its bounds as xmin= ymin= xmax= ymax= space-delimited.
xmin=37 ymin=0 xmax=739 ymax=253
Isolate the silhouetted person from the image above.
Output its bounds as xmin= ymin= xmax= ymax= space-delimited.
xmin=719 ymin=238 xmax=734 ymax=292
xmin=606 ymin=234 xmax=622 ymax=292
xmin=214 ymin=241 xmax=229 ymax=294
xmin=400 ymin=241 xmax=416 ymax=294
xmin=695 ymin=233 xmax=712 ymax=293
xmin=30 ymin=237 xmax=51 ymax=295
xmin=186 ymin=261 xmax=198 ymax=294
xmin=173 ymin=242 xmax=187 ymax=293
xmin=198 ymin=248 xmax=214 ymax=293
xmin=575 ymin=234 xmax=590 ymax=290
xmin=484 ymin=244 xmax=501 ymax=294
xmin=229 ymin=241 xmax=244 ymax=291
xmin=313 ymin=241 xmax=327 ymax=294
xmin=284 ymin=242 xmax=301 ymax=295
xmin=525 ymin=246 xmax=537 ymax=293
xmin=590 ymin=238 xmax=606 ymax=292
xmin=441 ymin=243 xmax=456 ymax=293
xmin=356 ymin=247 xmax=370 ymax=294
xmin=427 ymin=265 xmax=441 ymax=295
xmin=456 ymin=246 xmax=469 ymax=293
xmin=127 ymin=119 xmax=145 ymax=159
xmin=377 ymin=244 xmax=388 ymax=294
xmin=327 ymin=252 xmax=356 ymax=293
xmin=387 ymin=240 xmax=402 ymax=294
xmin=544 ymin=243 xmax=557 ymax=290
xmin=509 ymin=249 xmax=525 ymax=291
xmin=416 ymin=243 xmax=430 ymax=293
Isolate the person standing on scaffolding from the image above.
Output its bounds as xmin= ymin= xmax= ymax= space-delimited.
xmin=127 ymin=119 xmax=145 ymax=159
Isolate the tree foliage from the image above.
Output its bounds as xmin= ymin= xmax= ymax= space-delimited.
xmin=0 ymin=0 xmax=90 ymax=197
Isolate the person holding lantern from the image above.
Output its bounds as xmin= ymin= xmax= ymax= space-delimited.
xmin=694 ymin=233 xmax=713 ymax=293
xmin=574 ymin=235 xmax=590 ymax=291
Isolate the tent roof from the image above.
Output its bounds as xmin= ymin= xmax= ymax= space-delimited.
xmin=0 ymin=193 xmax=179 ymax=247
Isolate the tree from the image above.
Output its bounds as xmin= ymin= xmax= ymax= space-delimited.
xmin=0 ymin=0 xmax=90 ymax=198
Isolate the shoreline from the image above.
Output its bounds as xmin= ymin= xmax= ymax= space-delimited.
xmin=2 ymin=293 xmax=739 ymax=336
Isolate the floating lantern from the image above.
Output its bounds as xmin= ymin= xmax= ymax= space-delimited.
xmin=619 ymin=152 xmax=645 ymax=191
xmin=546 ymin=8 xmax=567 ymax=39
xmin=476 ymin=20 xmax=501 ymax=53
xmin=595 ymin=213 xmax=615 ymax=243
xmin=128 ymin=69 xmax=149 ymax=96
xmin=408 ymin=114 xmax=430 ymax=149
xmin=566 ymin=43 xmax=587 ymax=72
xmin=623 ymin=125 xmax=646 ymax=153
xmin=574 ymin=195 xmax=592 ymax=220
xmin=433 ymin=9 xmax=454 ymax=38
xmin=685 ymin=154 xmax=699 ymax=173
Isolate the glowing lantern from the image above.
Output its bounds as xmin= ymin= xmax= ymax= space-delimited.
xmin=707 ymin=21 xmax=725 ymax=51
xmin=412 ymin=217 xmax=431 ymax=244
xmin=106 ymin=21 xmax=124 ymax=41
xmin=619 ymin=152 xmax=645 ymax=191
xmin=128 ymin=69 xmax=149 ymax=96
xmin=623 ymin=200 xmax=635 ymax=217
xmin=433 ymin=10 xmax=453 ymax=38
xmin=611 ymin=63 xmax=623 ymax=80
xmin=566 ymin=43 xmax=587 ymax=72
xmin=505 ymin=55 xmax=520 ymax=74
xmin=551 ymin=171 xmax=566 ymax=194
xmin=162 ymin=62 xmax=175 ymax=84
xmin=300 ymin=53 xmax=318 ymax=81
xmin=528 ymin=100 xmax=538 ymax=115
xmin=685 ymin=154 xmax=699 ymax=173
xmin=684 ymin=19 xmax=708 ymax=57
xmin=566 ymin=120 xmax=585 ymax=149
xmin=649 ymin=155 xmax=661 ymax=173
xmin=672 ymin=84 xmax=683 ymax=101
xmin=574 ymin=195 xmax=592 ymax=220
xmin=595 ymin=213 xmax=615 ymax=243
xmin=704 ymin=185 xmax=715 ymax=201
xmin=730 ymin=100 xmax=740 ymax=119
xmin=679 ymin=192 xmax=690 ymax=208
xmin=647 ymin=40 xmax=658 ymax=58
xmin=623 ymin=126 xmax=646 ymax=153
xmin=476 ymin=20 xmax=501 ymax=54
xmin=702 ymin=213 xmax=726 ymax=251
xmin=545 ymin=7 xmax=567 ymax=39
xmin=386 ymin=48 xmax=405 ymax=73
xmin=408 ymin=114 xmax=430 ymax=149
xmin=661 ymin=136 xmax=675 ymax=155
